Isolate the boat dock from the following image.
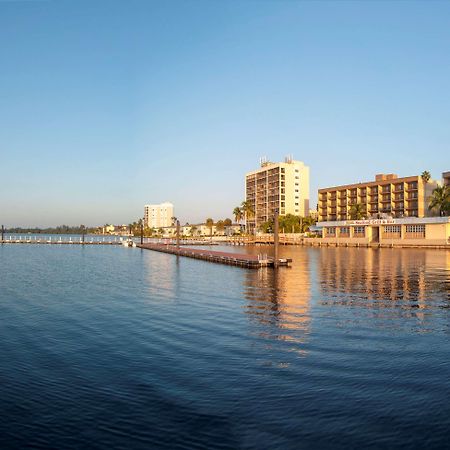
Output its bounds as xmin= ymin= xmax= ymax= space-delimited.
xmin=1 ymin=237 xmax=122 ymax=245
xmin=137 ymin=244 xmax=291 ymax=269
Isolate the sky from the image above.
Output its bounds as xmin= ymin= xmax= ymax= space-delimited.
xmin=1 ymin=0 xmax=449 ymax=227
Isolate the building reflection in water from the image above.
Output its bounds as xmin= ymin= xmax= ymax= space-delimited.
xmin=318 ymin=248 xmax=450 ymax=320
xmin=242 ymin=254 xmax=312 ymax=353
xmin=142 ymin=250 xmax=178 ymax=301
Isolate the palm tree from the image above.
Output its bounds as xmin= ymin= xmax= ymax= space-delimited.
xmin=429 ymin=185 xmax=450 ymax=216
xmin=349 ymin=203 xmax=366 ymax=220
xmin=240 ymin=201 xmax=255 ymax=233
xmin=300 ymin=216 xmax=317 ymax=233
xmin=421 ymin=171 xmax=431 ymax=183
xmin=205 ymin=218 xmax=214 ymax=239
xmin=233 ymin=207 xmax=243 ymax=224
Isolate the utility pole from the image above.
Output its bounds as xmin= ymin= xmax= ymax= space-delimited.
xmin=274 ymin=209 xmax=279 ymax=268
xmin=176 ymin=220 xmax=180 ymax=249
xmin=140 ymin=220 xmax=144 ymax=245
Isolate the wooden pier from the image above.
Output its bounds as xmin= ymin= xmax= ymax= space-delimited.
xmin=137 ymin=244 xmax=291 ymax=269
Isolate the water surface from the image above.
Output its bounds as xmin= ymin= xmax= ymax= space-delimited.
xmin=0 ymin=243 xmax=449 ymax=449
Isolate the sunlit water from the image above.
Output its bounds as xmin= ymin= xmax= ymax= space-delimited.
xmin=0 ymin=243 xmax=449 ymax=449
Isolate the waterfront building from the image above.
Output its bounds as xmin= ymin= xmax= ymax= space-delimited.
xmin=318 ymin=173 xmax=438 ymax=222
xmin=315 ymin=216 xmax=450 ymax=247
xmin=245 ymin=156 xmax=310 ymax=232
xmin=144 ymin=202 xmax=174 ymax=229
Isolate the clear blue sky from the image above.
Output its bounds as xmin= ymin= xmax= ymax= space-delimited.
xmin=1 ymin=0 xmax=449 ymax=227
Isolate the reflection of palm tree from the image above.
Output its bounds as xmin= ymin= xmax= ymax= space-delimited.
xmin=429 ymin=185 xmax=450 ymax=216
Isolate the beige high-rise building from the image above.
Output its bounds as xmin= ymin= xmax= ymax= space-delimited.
xmin=144 ymin=202 xmax=174 ymax=229
xmin=318 ymin=173 xmax=437 ymax=222
xmin=245 ymin=157 xmax=310 ymax=232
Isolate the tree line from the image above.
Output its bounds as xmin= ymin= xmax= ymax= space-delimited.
xmin=5 ymin=225 xmax=95 ymax=234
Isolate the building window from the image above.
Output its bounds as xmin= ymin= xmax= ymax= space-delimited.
xmin=384 ymin=225 xmax=401 ymax=233
xmin=405 ymin=224 xmax=425 ymax=238
xmin=295 ymin=189 xmax=299 ymax=192
xmin=353 ymin=226 xmax=366 ymax=237
xmin=295 ymin=202 xmax=298 ymax=206
xmin=326 ymin=227 xmax=336 ymax=236
xmin=339 ymin=227 xmax=350 ymax=236
xmin=383 ymin=225 xmax=401 ymax=239
xmin=281 ymin=202 xmax=285 ymax=207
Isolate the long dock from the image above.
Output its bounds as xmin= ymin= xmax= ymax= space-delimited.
xmin=137 ymin=244 xmax=291 ymax=269
xmin=1 ymin=237 xmax=122 ymax=245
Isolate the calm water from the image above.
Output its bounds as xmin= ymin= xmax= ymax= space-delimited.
xmin=0 ymin=243 xmax=449 ymax=449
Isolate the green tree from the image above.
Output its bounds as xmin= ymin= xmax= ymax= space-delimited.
xmin=429 ymin=185 xmax=450 ymax=216
xmin=190 ymin=225 xmax=198 ymax=237
xmin=421 ymin=171 xmax=431 ymax=183
xmin=349 ymin=203 xmax=366 ymax=220
xmin=205 ymin=218 xmax=214 ymax=238
xmin=223 ymin=218 xmax=232 ymax=226
xmin=240 ymin=201 xmax=254 ymax=233
xmin=233 ymin=207 xmax=243 ymax=223
xmin=300 ymin=216 xmax=317 ymax=233
xmin=259 ymin=220 xmax=274 ymax=233
xmin=216 ymin=220 xmax=225 ymax=234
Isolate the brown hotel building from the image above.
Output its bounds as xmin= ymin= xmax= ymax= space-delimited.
xmin=318 ymin=173 xmax=437 ymax=222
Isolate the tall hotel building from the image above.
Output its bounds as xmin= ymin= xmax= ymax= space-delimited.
xmin=245 ymin=157 xmax=310 ymax=232
xmin=144 ymin=202 xmax=174 ymax=229
xmin=318 ymin=173 xmax=437 ymax=222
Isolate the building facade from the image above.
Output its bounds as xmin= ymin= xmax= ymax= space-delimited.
xmin=245 ymin=157 xmax=310 ymax=232
xmin=316 ymin=216 xmax=450 ymax=247
xmin=144 ymin=202 xmax=174 ymax=229
xmin=318 ymin=173 xmax=437 ymax=222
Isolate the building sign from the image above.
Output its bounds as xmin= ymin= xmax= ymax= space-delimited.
xmin=345 ymin=219 xmax=396 ymax=226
